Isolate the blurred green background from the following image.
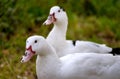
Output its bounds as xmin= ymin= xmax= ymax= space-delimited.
xmin=0 ymin=0 xmax=120 ymax=79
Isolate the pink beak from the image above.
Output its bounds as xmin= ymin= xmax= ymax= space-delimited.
xmin=21 ymin=46 xmax=35 ymax=63
xmin=43 ymin=13 xmax=56 ymax=25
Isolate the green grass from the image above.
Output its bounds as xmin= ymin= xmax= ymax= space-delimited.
xmin=1 ymin=0 xmax=120 ymax=79
xmin=1 ymin=15 xmax=120 ymax=79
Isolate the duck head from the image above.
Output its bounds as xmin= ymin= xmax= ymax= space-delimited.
xmin=43 ymin=6 xmax=68 ymax=25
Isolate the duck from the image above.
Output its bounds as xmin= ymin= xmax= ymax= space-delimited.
xmin=43 ymin=6 xmax=120 ymax=57
xmin=21 ymin=35 xmax=120 ymax=79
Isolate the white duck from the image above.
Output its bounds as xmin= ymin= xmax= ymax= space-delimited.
xmin=21 ymin=35 xmax=120 ymax=79
xmin=43 ymin=6 xmax=120 ymax=57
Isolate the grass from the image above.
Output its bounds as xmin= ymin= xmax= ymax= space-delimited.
xmin=1 ymin=15 xmax=120 ymax=79
xmin=1 ymin=0 xmax=120 ymax=79
xmin=67 ymin=14 xmax=120 ymax=46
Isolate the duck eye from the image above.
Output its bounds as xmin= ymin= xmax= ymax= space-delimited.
xmin=58 ymin=10 xmax=60 ymax=12
xmin=34 ymin=40 xmax=37 ymax=43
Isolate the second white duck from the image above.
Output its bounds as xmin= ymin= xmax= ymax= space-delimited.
xmin=43 ymin=6 xmax=120 ymax=57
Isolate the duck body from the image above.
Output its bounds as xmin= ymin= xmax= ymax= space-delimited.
xmin=60 ymin=53 xmax=120 ymax=79
xmin=43 ymin=6 xmax=120 ymax=57
xmin=47 ymin=25 xmax=112 ymax=56
xmin=45 ymin=14 xmax=112 ymax=57
xmin=21 ymin=35 xmax=120 ymax=79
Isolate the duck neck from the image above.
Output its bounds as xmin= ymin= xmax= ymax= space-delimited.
xmin=47 ymin=19 xmax=68 ymax=42
xmin=36 ymin=43 xmax=61 ymax=79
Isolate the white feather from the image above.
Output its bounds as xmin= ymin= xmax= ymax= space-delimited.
xmin=23 ymin=35 xmax=120 ymax=79
xmin=44 ymin=6 xmax=112 ymax=57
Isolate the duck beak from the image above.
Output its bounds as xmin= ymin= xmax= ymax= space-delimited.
xmin=21 ymin=46 xmax=35 ymax=63
xmin=43 ymin=13 xmax=56 ymax=25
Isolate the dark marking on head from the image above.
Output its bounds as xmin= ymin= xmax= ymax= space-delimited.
xmin=72 ymin=40 xmax=76 ymax=46
xmin=60 ymin=6 xmax=65 ymax=11
xmin=109 ymin=48 xmax=120 ymax=56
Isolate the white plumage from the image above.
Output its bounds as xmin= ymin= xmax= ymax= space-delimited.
xmin=21 ymin=35 xmax=120 ymax=79
xmin=43 ymin=6 xmax=120 ymax=57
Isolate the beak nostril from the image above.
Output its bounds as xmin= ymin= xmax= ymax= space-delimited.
xmin=25 ymin=52 xmax=27 ymax=56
